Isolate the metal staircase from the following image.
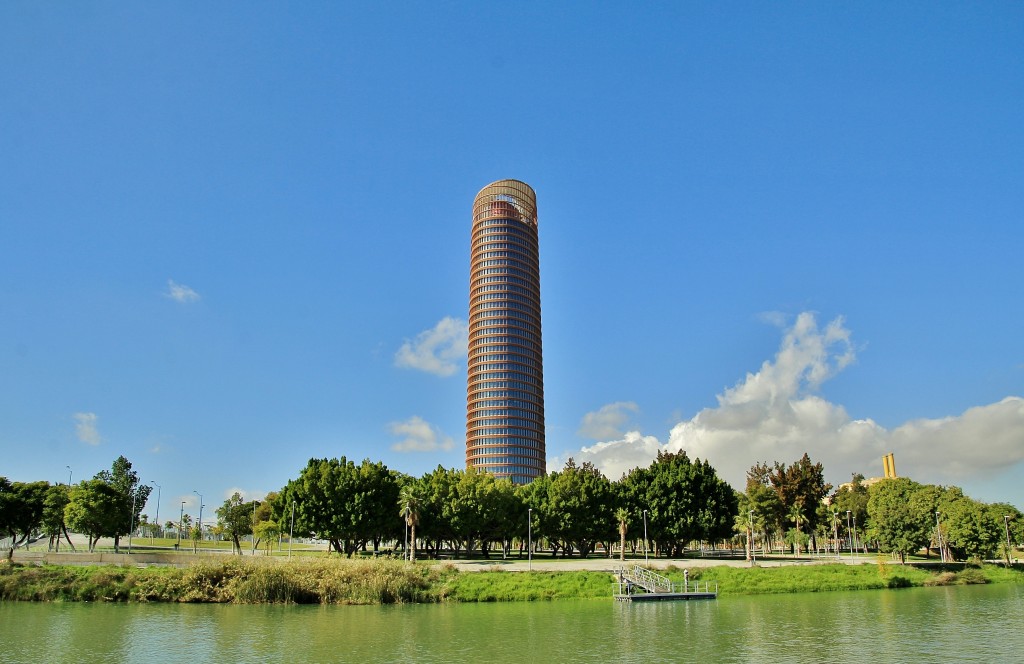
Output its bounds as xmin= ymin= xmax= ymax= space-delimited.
xmin=618 ymin=565 xmax=672 ymax=594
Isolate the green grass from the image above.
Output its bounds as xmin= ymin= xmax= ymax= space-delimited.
xmin=2 ymin=559 xmax=1022 ymax=604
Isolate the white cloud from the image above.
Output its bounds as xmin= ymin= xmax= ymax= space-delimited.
xmin=394 ymin=317 xmax=468 ymax=377
xmin=557 ymin=312 xmax=1024 ymax=490
xmin=73 ymin=412 xmax=101 ymax=445
xmin=388 ymin=416 xmax=455 ymax=452
xmin=578 ymin=401 xmax=639 ymax=440
xmin=165 ymin=279 xmax=201 ymax=303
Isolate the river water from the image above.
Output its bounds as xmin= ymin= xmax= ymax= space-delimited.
xmin=2 ymin=585 xmax=1021 ymax=662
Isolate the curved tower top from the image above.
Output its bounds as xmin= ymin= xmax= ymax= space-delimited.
xmin=466 ymin=179 xmax=546 ymax=484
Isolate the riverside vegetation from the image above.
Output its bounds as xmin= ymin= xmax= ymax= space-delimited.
xmin=1 ymin=558 xmax=1021 ymax=605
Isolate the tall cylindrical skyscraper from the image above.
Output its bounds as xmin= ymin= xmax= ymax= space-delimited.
xmin=467 ymin=179 xmax=545 ymax=484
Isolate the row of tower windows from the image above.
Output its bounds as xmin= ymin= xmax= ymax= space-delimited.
xmin=471 ymin=322 xmax=542 ymax=339
xmin=474 ymin=258 xmax=535 ymax=272
xmin=467 ymin=456 xmax=543 ymax=469
xmin=472 ymin=224 xmax=536 ymax=244
xmin=471 ymin=275 xmax=533 ymax=289
xmin=471 ymin=291 xmax=538 ymax=309
xmin=467 ymin=439 xmax=544 ymax=454
xmin=473 ymin=403 xmax=544 ymax=413
xmin=471 ymin=389 xmax=540 ymax=401
xmin=466 ymin=451 xmax=543 ymax=464
xmin=469 ymin=346 xmax=542 ymax=362
xmin=473 ymin=299 xmax=538 ymax=315
xmin=470 ymin=417 xmax=542 ymax=429
xmin=469 ymin=399 xmax=544 ymax=413
xmin=470 ymin=363 xmax=540 ymax=377
xmin=471 ymin=365 xmax=542 ymax=380
xmin=471 ymin=372 xmax=542 ymax=387
xmin=468 ymin=332 xmax=541 ymax=348
xmin=471 ymin=309 xmax=539 ymax=326
xmin=474 ymin=380 xmax=540 ymax=392
xmin=472 ymin=266 xmax=537 ymax=281
xmin=475 ymin=465 xmax=543 ymax=477
xmin=475 ymin=217 xmax=534 ymax=230
xmin=471 ymin=329 xmax=542 ymax=345
xmin=471 ymin=284 xmax=538 ymax=299
xmin=475 ymin=250 xmax=537 ymax=267
xmin=475 ymin=241 xmax=537 ymax=255
xmin=470 ymin=353 xmax=541 ymax=368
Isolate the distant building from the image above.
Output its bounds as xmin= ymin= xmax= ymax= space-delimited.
xmin=466 ymin=180 xmax=546 ymax=483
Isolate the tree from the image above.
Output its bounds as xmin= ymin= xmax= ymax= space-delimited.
xmin=65 ymin=480 xmax=125 ymax=552
xmin=216 ymin=492 xmax=255 ymax=554
xmin=90 ymin=456 xmax=152 ymax=552
xmin=787 ymin=499 xmax=806 ymax=555
xmin=398 ymin=482 xmax=422 ymax=561
xmin=615 ymin=507 xmax=629 ymax=563
xmin=543 ymin=459 xmax=615 ymax=558
xmin=253 ymin=519 xmax=280 ymax=555
xmin=1 ymin=480 xmax=49 ymax=555
xmin=866 ymin=478 xmax=931 ymax=564
xmin=770 ymin=454 xmax=832 ymax=546
xmin=941 ymin=494 xmax=1002 ymax=561
xmin=277 ymin=457 xmax=399 ymax=555
xmin=42 ymin=484 xmax=74 ymax=551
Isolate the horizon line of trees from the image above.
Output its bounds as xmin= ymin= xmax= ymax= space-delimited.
xmin=4 ymin=453 xmax=1022 ymax=564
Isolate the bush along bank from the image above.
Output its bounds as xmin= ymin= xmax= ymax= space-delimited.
xmin=1 ymin=559 xmax=1021 ymax=604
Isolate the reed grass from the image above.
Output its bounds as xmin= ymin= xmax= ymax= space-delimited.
xmin=1 ymin=559 xmax=1021 ymax=604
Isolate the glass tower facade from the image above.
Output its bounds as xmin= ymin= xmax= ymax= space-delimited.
xmin=466 ymin=179 xmax=545 ymax=484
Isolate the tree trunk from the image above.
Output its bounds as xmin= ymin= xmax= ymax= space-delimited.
xmin=410 ymin=523 xmax=416 ymax=562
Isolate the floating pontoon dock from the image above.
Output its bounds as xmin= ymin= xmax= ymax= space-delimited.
xmin=614 ymin=565 xmax=718 ymax=602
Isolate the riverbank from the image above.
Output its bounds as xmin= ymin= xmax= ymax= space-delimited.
xmin=2 ymin=557 xmax=1022 ymax=604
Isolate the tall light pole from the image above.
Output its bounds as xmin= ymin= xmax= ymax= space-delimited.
xmin=128 ymin=484 xmax=141 ymax=554
xmin=178 ymin=502 xmax=185 ymax=550
xmin=852 ymin=514 xmax=859 ymax=556
xmin=193 ymin=491 xmax=203 ymax=553
xmin=150 ymin=482 xmax=161 ymax=543
xmin=288 ymin=501 xmax=295 ymax=559
xmin=528 ymin=508 xmax=533 ymax=571
xmin=66 ymin=465 xmax=72 ymax=486
xmin=935 ymin=511 xmax=944 ymax=563
xmin=846 ymin=510 xmax=853 ymax=559
xmin=749 ymin=509 xmax=755 ymax=566
xmin=642 ymin=510 xmax=649 ymax=564
xmin=404 ymin=506 xmax=410 ymax=561
xmin=832 ymin=511 xmax=839 ymax=556
xmin=1004 ymin=515 xmax=1012 ymax=566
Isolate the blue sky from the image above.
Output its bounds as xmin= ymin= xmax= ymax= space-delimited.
xmin=2 ymin=3 xmax=1021 ymax=523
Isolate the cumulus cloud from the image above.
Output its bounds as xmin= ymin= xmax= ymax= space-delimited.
xmin=394 ymin=317 xmax=468 ymax=377
xmin=578 ymin=402 xmax=640 ymax=440
xmin=73 ymin=412 xmax=101 ymax=445
xmin=557 ymin=312 xmax=1024 ymax=489
xmin=165 ymin=279 xmax=200 ymax=303
xmin=388 ymin=416 xmax=455 ymax=452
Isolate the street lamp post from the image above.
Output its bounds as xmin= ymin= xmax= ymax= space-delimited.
xmin=852 ymin=514 xmax=858 ymax=556
xmin=193 ymin=491 xmax=203 ymax=553
xmin=178 ymin=502 xmax=185 ymax=549
xmin=528 ymin=508 xmax=533 ymax=571
xmin=288 ymin=501 xmax=295 ymax=559
xmin=150 ymin=482 xmax=161 ymax=543
xmin=749 ymin=509 xmax=755 ymax=566
xmin=128 ymin=485 xmax=141 ymax=554
xmin=846 ymin=511 xmax=853 ymax=559
xmin=642 ymin=510 xmax=649 ymax=564
xmin=66 ymin=466 xmax=72 ymax=486
xmin=935 ymin=511 xmax=944 ymax=563
xmin=832 ymin=511 xmax=839 ymax=556
xmin=404 ymin=506 xmax=410 ymax=562
xmin=1004 ymin=515 xmax=1013 ymax=566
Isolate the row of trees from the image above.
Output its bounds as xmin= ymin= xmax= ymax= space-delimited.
xmin=5 ymin=452 xmax=1020 ymax=564
xmin=733 ymin=457 xmax=1023 ymax=564
xmin=259 ymin=451 xmax=737 ymax=559
xmin=1 ymin=456 xmax=150 ymax=555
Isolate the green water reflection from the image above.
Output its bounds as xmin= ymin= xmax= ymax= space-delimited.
xmin=2 ymin=585 xmax=1021 ymax=662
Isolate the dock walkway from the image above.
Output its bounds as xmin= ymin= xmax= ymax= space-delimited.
xmin=614 ymin=565 xmax=718 ymax=602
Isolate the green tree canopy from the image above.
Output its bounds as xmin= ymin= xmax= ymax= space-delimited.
xmin=866 ymin=478 xmax=932 ymax=564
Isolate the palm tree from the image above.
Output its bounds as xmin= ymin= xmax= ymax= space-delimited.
xmin=398 ymin=484 xmax=421 ymax=562
xmin=734 ymin=512 xmax=752 ymax=561
xmin=615 ymin=508 xmax=629 ymax=563
xmin=788 ymin=500 xmax=805 ymax=555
